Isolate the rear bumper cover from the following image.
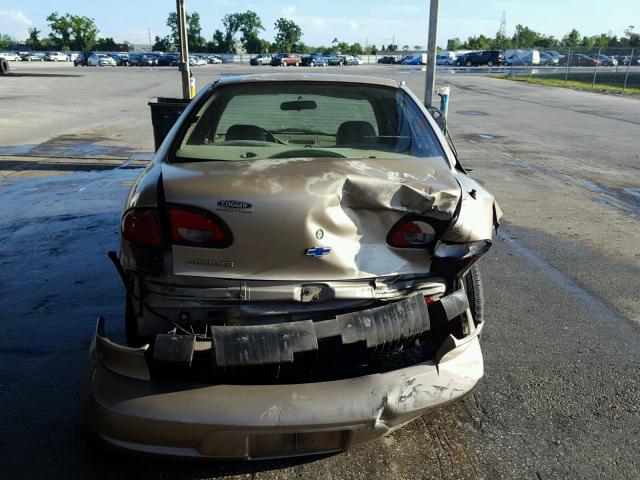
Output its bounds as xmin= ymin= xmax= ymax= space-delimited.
xmin=88 ymin=323 xmax=483 ymax=460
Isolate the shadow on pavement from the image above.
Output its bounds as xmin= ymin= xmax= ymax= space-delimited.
xmin=5 ymin=72 xmax=84 ymax=78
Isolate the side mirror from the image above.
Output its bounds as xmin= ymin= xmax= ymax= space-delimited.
xmin=427 ymin=106 xmax=447 ymax=133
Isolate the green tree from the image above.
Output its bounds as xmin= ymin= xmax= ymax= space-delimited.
xmin=337 ymin=41 xmax=350 ymax=53
xmin=402 ymin=44 xmax=409 ymax=51
xmin=46 ymin=12 xmax=98 ymax=51
xmin=227 ymin=11 xmax=265 ymax=53
xmin=511 ymin=24 xmax=541 ymax=48
xmin=447 ymin=38 xmax=462 ymax=51
xmin=623 ymin=26 xmax=639 ymax=47
xmin=414 ymin=45 xmax=423 ymax=51
xmin=561 ymin=29 xmax=581 ymax=47
xmin=465 ymin=35 xmax=491 ymax=50
xmin=26 ymin=27 xmax=41 ymax=49
xmin=152 ymin=35 xmax=173 ymax=51
xmin=94 ymin=37 xmax=117 ymax=51
xmin=350 ymin=42 xmax=363 ymax=55
xmin=491 ymin=31 xmax=512 ymax=50
xmin=69 ymin=15 xmax=99 ymax=51
xmin=0 ymin=33 xmax=13 ymax=50
xmin=166 ymin=11 xmax=205 ymax=51
xmin=274 ymin=18 xmax=302 ymax=52
xmin=46 ymin=12 xmax=72 ymax=49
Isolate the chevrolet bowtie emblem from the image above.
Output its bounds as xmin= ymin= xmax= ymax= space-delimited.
xmin=305 ymin=247 xmax=331 ymax=257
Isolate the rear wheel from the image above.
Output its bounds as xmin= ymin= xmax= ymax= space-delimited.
xmin=466 ymin=60 xmax=472 ymax=67
xmin=464 ymin=264 xmax=485 ymax=326
xmin=420 ymin=264 xmax=484 ymax=358
xmin=487 ymin=60 xmax=494 ymax=67
xmin=0 ymin=58 xmax=8 ymax=75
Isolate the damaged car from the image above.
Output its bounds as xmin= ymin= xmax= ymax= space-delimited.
xmin=89 ymin=73 xmax=502 ymax=460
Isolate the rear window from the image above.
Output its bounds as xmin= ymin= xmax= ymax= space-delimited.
xmin=174 ymin=82 xmax=446 ymax=164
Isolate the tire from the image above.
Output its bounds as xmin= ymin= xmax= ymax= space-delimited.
xmin=339 ymin=60 xmax=344 ymax=66
xmin=487 ymin=60 xmax=494 ymax=67
xmin=0 ymin=58 xmax=8 ymax=75
xmin=455 ymin=61 xmax=461 ymax=66
xmin=464 ymin=264 xmax=485 ymax=325
xmin=420 ymin=264 xmax=485 ymax=359
xmin=465 ymin=60 xmax=472 ymax=67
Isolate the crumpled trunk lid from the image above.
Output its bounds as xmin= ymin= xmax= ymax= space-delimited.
xmin=161 ymin=157 xmax=462 ymax=281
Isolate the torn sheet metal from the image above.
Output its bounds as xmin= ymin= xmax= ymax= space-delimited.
xmin=161 ymin=157 xmax=466 ymax=281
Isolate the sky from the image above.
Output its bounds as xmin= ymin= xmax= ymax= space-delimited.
xmin=1 ymin=0 xmax=639 ymax=48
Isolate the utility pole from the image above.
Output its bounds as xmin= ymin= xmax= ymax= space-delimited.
xmin=148 ymin=29 xmax=152 ymax=46
xmin=424 ymin=0 xmax=439 ymax=106
xmin=176 ymin=0 xmax=192 ymax=99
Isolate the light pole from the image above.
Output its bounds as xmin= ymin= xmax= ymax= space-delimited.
xmin=176 ymin=0 xmax=192 ymax=99
xmin=424 ymin=0 xmax=439 ymax=106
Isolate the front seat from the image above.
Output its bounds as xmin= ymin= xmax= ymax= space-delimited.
xmin=225 ymin=124 xmax=269 ymax=142
xmin=335 ymin=121 xmax=375 ymax=147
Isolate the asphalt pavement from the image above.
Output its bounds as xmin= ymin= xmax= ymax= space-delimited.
xmin=1 ymin=62 xmax=639 ymax=479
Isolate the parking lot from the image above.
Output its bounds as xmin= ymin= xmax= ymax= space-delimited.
xmin=1 ymin=61 xmax=640 ymax=479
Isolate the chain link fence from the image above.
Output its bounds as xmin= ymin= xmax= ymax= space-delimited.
xmin=504 ymin=47 xmax=639 ymax=95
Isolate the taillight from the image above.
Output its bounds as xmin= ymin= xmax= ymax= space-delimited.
xmin=387 ymin=219 xmax=436 ymax=248
xmin=168 ymin=206 xmax=232 ymax=248
xmin=122 ymin=209 xmax=164 ymax=248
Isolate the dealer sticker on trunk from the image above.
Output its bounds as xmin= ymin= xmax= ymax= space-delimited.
xmin=216 ymin=200 xmax=253 ymax=214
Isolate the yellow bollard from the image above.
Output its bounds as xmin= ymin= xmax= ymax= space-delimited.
xmin=189 ymin=75 xmax=196 ymax=99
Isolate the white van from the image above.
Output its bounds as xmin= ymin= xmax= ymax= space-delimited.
xmin=504 ymin=49 xmax=540 ymax=66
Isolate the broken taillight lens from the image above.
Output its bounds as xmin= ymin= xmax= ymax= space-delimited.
xmin=168 ymin=206 xmax=232 ymax=248
xmin=122 ymin=209 xmax=164 ymax=248
xmin=387 ymin=219 xmax=436 ymax=248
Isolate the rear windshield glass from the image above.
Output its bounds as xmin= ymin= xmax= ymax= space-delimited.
xmin=174 ymin=82 xmax=446 ymax=163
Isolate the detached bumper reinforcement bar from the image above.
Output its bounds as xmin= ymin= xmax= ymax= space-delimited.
xmin=205 ymin=289 xmax=467 ymax=367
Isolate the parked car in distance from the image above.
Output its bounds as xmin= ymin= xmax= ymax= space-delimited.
xmin=21 ymin=52 xmax=45 ymax=62
xmin=454 ymin=52 xmax=472 ymax=66
xmin=539 ymin=52 xmax=559 ymax=66
xmin=206 ymin=55 xmax=223 ymax=64
xmin=109 ymin=53 xmax=129 ymax=66
xmin=45 ymin=51 xmax=68 ymax=62
xmin=322 ymin=52 xmax=347 ymax=66
xmin=271 ymin=53 xmax=301 ymax=66
xmin=558 ymin=53 xmax=598 ymax=67
xmin=301 ymin=53 xmax=328 ymax=67
xmin=462 ymin=50 xmax=504 ymax=67
xmin=89 ymin=72 xmax=501 ymax=460
xmin=401 ymin=53 xmax=427 ymax=65
xmin=0 ymin=51 xmax=19 ymax=61
xmin=128 ymin=53 xmax=157 ymax=66
xmin=250 ymin=54 xmax=272 ymax=65
xmin=157 ymin=54 xmax=179 ymax=66
xmin=377 ymin=55 xmax=400 ymax=64
xmin=87 ymin=53 xmax=116 ymax=66
xmin=590 ymin=54 xmax=617 ymax=66
xmin=340 ymin=54 xmax=358 ymax=66
xmin=352 ymin=55 xmax=362 ymax=65
xmin=436 ymin=52 xmax=455 ymax=65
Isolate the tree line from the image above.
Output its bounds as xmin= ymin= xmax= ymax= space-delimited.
xmin=151 ymin=11 xmax=377 ymax=54
xmin=448 ymin=24 xmax=640 ymax=51
xmin=1 ymin=11 xmax=639 ymax=54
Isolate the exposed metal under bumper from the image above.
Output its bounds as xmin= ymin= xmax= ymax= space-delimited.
xmin=88 ymin=327 xmax=483 ymax=460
